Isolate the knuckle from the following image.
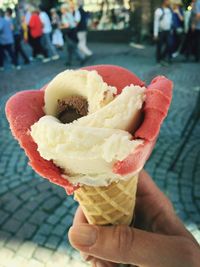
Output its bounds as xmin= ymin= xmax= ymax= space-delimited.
xmin=113 ymin=225 xmax=134 ymax=262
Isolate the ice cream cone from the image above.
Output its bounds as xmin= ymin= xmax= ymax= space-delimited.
xmin=74 ymin=175 xmax=138 ymax=225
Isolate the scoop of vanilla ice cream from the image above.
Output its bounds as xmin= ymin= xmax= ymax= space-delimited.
xmin=44 ymin=70 xmax=117 ymax=116
xmin=73 ymin=85 xmax=145 ymax=133
xmin=31 ymin=116 xmax=143 ymax=186
xmin=31 ymin=70 xmax=146 ymax=186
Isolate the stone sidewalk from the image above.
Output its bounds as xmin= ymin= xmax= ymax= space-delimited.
xmin=0 ymin=42 xmax=200 ymax=266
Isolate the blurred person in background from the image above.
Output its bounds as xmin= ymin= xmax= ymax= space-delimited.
xmin=60 ymin=3 xmax=85 ymax=66
xmin=0 ymin=9 xmax=19 ymax=71
xmin=38 ymin=4 xmax=59 ymax=62
xmin=50 ymin=8 xmax=64 ymax=49
xmin=24 ymin=3 xmax=31 ymax=26
xmin=28 ymin=5 xmax=48 ymax=61
xmin=154 ymin=0 xmax=173 ymax=66
xmin=181 ymin=0 xmax=196 ymax=61
xmin=192 ymin=0 xmax=200 ymax=62
xmin=24 ymin=4 xmax=33 ymax=54
xmin=77 ymin=0 xmax=93 ymax=57
xmin=171 ymin=0 xmax=184 ymax=58
xmin=6 ymin=7 xmax=30 ymax=67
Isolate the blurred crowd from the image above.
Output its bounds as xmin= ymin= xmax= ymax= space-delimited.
xmin=153 ymin=0 xmax=200 ymax=65
xmin=0 ymin=0 xmax=93 ymax=71
xmin=0 ymin=0 xmax=199 ymax=72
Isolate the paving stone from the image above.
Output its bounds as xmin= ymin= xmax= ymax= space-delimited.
xmin=17 ymin=241 xmax=38 ymax=259
xmin=194 ymin=185 xmax=200 ymax=198
xmin=16 ymin=222 xmax=37 ymax=239
xmin=32 ymin=233 xmax=47 ymax=246
xmin=12 ymin=184 xmax=28 ymax=195
xmin=52 ymin=224 xmax=67 ymax=236
xmin=176 ymin=210 xmax=188 ymax=221
xmin=20 ymin=188 xmax=38 ymax=201
xmin=48 ymin=251 xmax=70 ymax=265
xmin=0 ymin=210 xmax=10 ymax=225
xmin=64 ymin=196 xmax=76 ymax=208
xmin=33 ymin=246 xmax=53 ymax=263
xmin=42 ymin=196 xmax=61 ymax=212
xmin=13 ymin=208 xmax=31 ymax=222
xmin=55 ymin=206 xmax=68 ymax=216
xmin=0 ymin=248 xmax=15 ymax=266
xmin=8 ymin=180 xmax=22 ymax=189
xmin=47 ymin=215 xmax=61 ymax=225
xmin=28 ymin=259 xmax=45 ymax=267
xmin=68 ymin=204 xmax=78 ymax=216
xmin=2 ymin=218 xmax=22 ymax=233
xmin=56 ymin=241 xmax=68 ymax=254
xmin=183 ymin=202 xmax=198 ymax=213
xmin=62 ymin=215 xmax=73 ymax=229
xmin=3 ymin=196 xmax=22 ymax=213
xmin=52 ymin=186 xmax=66 ymax=200
xmin=6 ymin=255 xmax=29 ymax=267
xmin=25 ymin=200 xmax=39 ymax=212
xmin=29 ymin=210 xmax=48 ymax=225
xmin=45 ymin=234 xmax=61 ymax=250
xmin=36 ymin=182 xmax=52 ymax=192
xmin=35 ymin=192 xmax=52 ymax=205
xmin=189 ymin=213 xmax=200 ymax=224
xmin=5 ymin=238 xmax=23 ymax=252
xmin=0 ymin=185 xmax=8 ymax=194
xmin=37 ymin=224 xmax=53 ymax=236
xmin=0 ymin=230 xmax=12 ymax=248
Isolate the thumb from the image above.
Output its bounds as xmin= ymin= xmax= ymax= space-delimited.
xmin=68 ymin=223 xmax=198 ymax=267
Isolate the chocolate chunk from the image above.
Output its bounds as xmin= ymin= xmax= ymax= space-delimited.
xmin=57 ymin=96 xmax=88 ymax=124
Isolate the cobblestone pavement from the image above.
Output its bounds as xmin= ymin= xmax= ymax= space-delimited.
xmin=0 ymin=42 xmax=200 ymax=266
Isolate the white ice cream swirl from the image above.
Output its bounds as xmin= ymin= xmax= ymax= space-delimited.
xmin=30 ymin=70 xmax=146 ymax=186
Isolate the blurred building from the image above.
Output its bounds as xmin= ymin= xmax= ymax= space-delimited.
xmin=80 ymin=0 xmax=164 ymax=42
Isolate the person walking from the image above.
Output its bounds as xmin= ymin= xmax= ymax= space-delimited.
xmin=60 ymin=3 xmax=85 ymax=66
xmin=171 ymin=0 xmax=184 ymax=57
xmin=154 ymin=0 xmax=173 ymax=65
xmin=6 ymin=7 xmax=30 ymax=66
xmin=28 ymin=6 xmax=48 ymax=61
xmin=181 ymin=0 xmax=196 ymax=61
xmin=0 ymin=9 xmax=19 ymax=71
xmin=77 ymin=0 xmax=93 ymax=57
xmin=38 ymin=4 xmax=59 ymax=62
xmin=50 ymin=8 xmax=64 ymax=49
xmin=192 ymin=0 xmax=200 ymax=62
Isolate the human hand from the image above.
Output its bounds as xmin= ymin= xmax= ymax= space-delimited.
xmin=69 ymin=170 xmax=200 ymax=267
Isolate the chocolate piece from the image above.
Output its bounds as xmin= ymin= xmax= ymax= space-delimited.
xmin=57 ymin=96 xmax=88 ymax=123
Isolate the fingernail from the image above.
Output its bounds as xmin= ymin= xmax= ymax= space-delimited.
xmin=69 ymin=225 xmax=97 ymax=246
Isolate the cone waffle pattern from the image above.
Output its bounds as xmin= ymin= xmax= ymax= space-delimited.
xmin=74 ymin=175 xmax=138 ymax=225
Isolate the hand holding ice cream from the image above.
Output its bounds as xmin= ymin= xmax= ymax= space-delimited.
xmin=69 ymin=171 xmax=200 ymax=267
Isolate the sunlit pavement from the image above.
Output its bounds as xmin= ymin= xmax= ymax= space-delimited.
xmin=0 ymin=42 xmax=200 ymax=266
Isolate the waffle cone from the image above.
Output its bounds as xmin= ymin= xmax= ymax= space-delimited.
xmin=74 ymin=175 xmax=138 ymax=225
